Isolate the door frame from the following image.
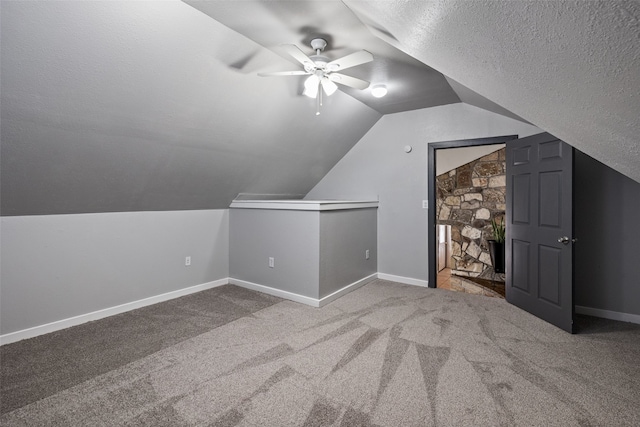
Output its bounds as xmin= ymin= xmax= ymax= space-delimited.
xmin=427 ymin=135 xmax=518 ymax=289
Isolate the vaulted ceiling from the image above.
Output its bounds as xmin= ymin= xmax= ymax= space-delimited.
xmin=1 ymin=1 xmax=639 ymax=216
xmin=184 ymin=0 xmax=461 ymax=115
xmin=343 ymin=0 xmax=640 ymax=182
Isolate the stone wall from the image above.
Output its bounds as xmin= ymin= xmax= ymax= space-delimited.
xmin=436 ymin=148 xmax=506 ymax=278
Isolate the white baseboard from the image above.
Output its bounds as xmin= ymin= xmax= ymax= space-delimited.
xmin=318 ymin=273 xmax=378 ymax=306
xmin=575 ymin=305 xmax=640 ymax=325
xmin=230 ymin=273 xmax=378 ymax=308
xmin=1 ymin=272 xmax=423 ymax=346
xmin=0 ymin=278 xmax=229 ymax=346
xmin=229 ymin=278 xmax=321 ymax=307
xmin=377 ymin=273 xmax=429 ymax=288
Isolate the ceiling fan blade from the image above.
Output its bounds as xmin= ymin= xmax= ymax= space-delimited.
xmin=328 ymin=73 xmax=371 ymax=90
xmin=280 ymin=44 xmax=315 ymax=69
xmin=327 ymin=50 xmax=373 ymax=71
xmin=258 ymin=70 xmax=309 ymax=77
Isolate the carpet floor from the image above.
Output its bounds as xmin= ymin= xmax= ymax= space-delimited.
xmin=1 ymin=280 xmax=639 ymax=426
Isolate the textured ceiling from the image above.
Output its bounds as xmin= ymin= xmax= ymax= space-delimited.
xmin=344 ymin=0 xmax=640 ymax=183
xmin=2 ymin=1 xmax=638 ymax=216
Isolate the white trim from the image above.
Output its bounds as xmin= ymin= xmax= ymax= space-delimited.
xmin=377 ymin=273 xmax=429 ymax=288
xmin=318 ymin=273 xmax=378 ymax=306
xmin=7 ymin=276 xmax=638 ymax=347
xmin=575 ymin=305 xmax=640 ymax=325
xmin=0 ymin=273 xmax=423 ymax=346
xmin=0 ymin=278 xmax=229 ymax=346
xmin=229 ymin=273 xmax=378 ymax=308
xmin=229 ymin=200 xmax=378 ymax=211
xmin=229 ymin=278 xmax=320 ymax=307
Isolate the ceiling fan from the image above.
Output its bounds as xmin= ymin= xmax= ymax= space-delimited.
xmin=258 ymin=38 xmax=373 ymax=115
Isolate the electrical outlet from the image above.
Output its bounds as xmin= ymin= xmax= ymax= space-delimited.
xmin=185 ymin=256 xmax=191 ymax=266
xmin=365 ymin=249 xmax=370 ymax=260
xmin=268 ymin=257 xmax=274 ymax=268
xmin=422 ymin=200 xmax=429 ymax=209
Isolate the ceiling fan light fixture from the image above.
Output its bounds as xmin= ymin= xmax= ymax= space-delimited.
xmin=303 ymin=74 xmax=320 ymax=98
xmin=371 ymin=84 xmax=387 ymax=98
xmin=321 ymin=78 xmax=338 ymax=96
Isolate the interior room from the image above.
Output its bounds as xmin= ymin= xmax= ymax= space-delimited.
xmin=2 ymin=1 xmax=640 ymax=425
xmin=435 ymin=144 xmax=508 ymax=298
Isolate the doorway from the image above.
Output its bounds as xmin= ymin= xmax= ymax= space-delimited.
xmin=436 ymin=224 xmax=450 ymax=273
xmin=427 ymin=136 xmax=517 ymax=293
xmin=428 ymin=133 xmax=576 ymax=333
xmin=435 ymin=224 xmax=453 ymax=291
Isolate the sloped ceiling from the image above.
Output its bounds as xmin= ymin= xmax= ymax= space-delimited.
xmin=2 ymin=1 xmax=639 ymax=216
xmin=0 ymin=1 xmax=382 ymax=215
xmin=444 ymin=77 xmax=530 ymax=125
xmin=345 ymin=0 xmax=640 ymax=183
xmin=183 ymin=0 xmax=461 ymax=115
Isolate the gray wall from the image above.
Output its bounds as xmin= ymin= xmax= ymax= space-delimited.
xmin=574 ymin=151 xmax=640 ymax=316
xmin=319 ymin=209 xmax=377 ymax=298
xmin=306 ymin=103 xmax=541 ymax=283
xmin=0 ymin=210 xmax=229 ymax=335
xmin=230 ymin=209 xmax=320 ymax=298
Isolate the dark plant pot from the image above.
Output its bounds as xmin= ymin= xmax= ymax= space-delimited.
xmin=488 ymin=240 xmax=505 ymax=274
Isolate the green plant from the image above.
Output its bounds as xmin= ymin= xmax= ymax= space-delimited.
xmin=491 ymin=217 xmax=505 ymax=243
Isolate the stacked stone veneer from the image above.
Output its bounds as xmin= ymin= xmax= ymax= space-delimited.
xmin=436 ymin=148 xmax=506 ymax=279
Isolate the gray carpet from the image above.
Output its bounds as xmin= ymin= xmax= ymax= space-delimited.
xmin=1 ymin=280 xmax=639 ymax=426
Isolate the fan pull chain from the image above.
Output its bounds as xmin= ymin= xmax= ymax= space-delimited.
xmin=316 ymin=81 xmax=322 ymax=115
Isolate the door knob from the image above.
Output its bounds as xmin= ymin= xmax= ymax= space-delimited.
xmin=558 ymin=236 xmax=577 ymax=245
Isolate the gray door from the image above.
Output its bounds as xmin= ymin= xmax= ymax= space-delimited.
xmin=506 ymin=133 xmax=574 ymax=333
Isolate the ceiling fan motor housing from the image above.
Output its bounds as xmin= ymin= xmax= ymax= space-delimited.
xmin=307 ymin=39 xmax=331 ymax=72
xmin=310 ymin=38 xmax=327 ymax=52
xmin=308 ymin=55 xmax=330 ymax=70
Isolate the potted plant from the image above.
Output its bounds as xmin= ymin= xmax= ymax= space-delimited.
xmin=488 ymin=217 xmax=505 ymax=274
